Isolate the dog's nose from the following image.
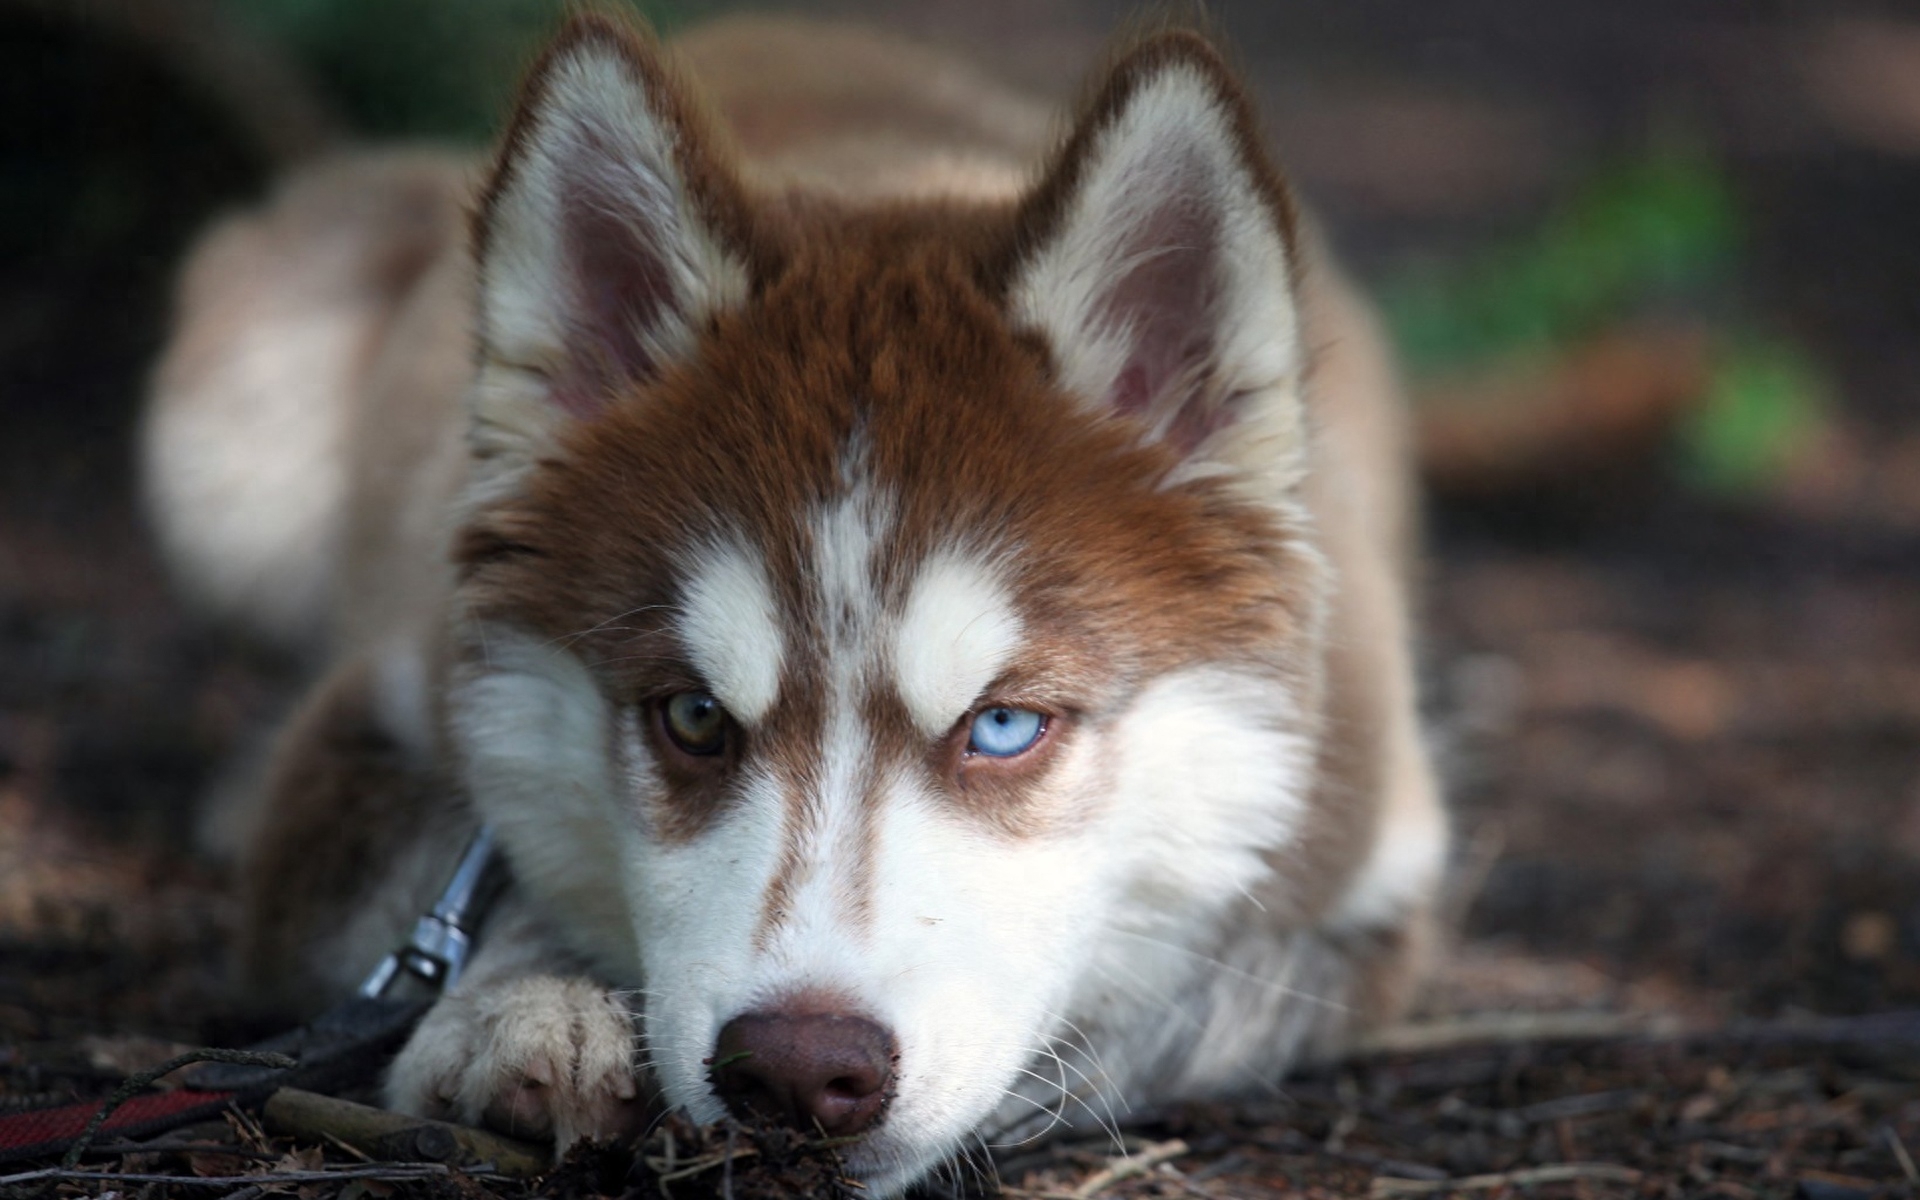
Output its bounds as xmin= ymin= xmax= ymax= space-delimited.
xmin=709 ymin=1010 xmax=896 ymax=1136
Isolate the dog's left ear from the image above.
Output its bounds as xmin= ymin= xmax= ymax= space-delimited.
xmin=1009 ymin=33 xmax=1307 ymax=490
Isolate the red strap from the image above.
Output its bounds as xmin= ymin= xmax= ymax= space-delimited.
xmin=0 ymin=1089 xmax=239 ymax=1164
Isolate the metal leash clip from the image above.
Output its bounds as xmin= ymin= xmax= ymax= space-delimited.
xmin=359 ymin=825 xmax=505 ymax=998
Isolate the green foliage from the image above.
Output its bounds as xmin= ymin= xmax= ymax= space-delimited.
xmin=216 ymin=10 xmax=1837 ymax=501
xmin=1384 ymin=142 xmax=1839 ymax=497
xmin=222 ymin=0 xmax=696 ymax=140
xmin=1383 ymin=146 xmax=1742 ymax=378
xmin=1677 ymin=340 xmax=1829 ymax=497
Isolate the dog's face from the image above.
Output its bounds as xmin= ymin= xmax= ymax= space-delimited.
xmin=448 ymin=20 xmax=1325 ymax=1193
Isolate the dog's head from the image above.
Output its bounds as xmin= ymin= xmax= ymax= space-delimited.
xmin=448 ymin=16 xmax=1327 ymax=1192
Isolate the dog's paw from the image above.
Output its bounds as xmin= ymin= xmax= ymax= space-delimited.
xmin=386 ymin=975 xmax=645 ymax=1150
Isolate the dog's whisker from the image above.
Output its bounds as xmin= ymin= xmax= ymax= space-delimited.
xmin=1032 ymin=1040 xmax=1124 ymax=1152
xmin=1036 ymin=1015 xmax=1127 ymax=1122
xmin=1102 ymin=927 xmax=1353 ymax=1012
xmin=1038 ymin=1034 xmax=1126 ymax=1149
xmin=970 ymin=1130 xmax=1003 ymax=1194
xmin=984 ymin=1085 xmax=1070 ymax=1149
xmin=997 ymin=1039 xmax=1117 ymax=1151
xmin=544 ymin=602 xmax=670 ymax=648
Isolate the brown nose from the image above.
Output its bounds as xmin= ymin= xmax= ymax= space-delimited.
xmin=708 ymin=1010 xmax=896 ymax=1136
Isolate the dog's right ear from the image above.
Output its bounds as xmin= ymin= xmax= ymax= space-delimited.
xmin=468 ymin=16 xmax=751 ymax=490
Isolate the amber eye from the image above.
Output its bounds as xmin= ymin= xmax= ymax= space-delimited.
xmin=661 ymin=691 xmax=728 ymax=756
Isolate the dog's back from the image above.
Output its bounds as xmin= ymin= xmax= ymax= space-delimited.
xmin=146 ymin=18 xmax=1051 ymax=663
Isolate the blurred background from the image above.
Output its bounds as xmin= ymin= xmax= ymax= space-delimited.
xmin=2 ymin=0 xmax=1917 ymax=1051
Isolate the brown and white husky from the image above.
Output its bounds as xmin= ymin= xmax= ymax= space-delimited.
xmin=142 ymin=12 xmax=1448 ymax=1193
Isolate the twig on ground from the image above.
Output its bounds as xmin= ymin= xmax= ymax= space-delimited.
xmin=262 ymin=1086 xmax=547 ymax=1176
xmin=1071 ymin=1138 xmax=1189 ymax=1199
xmin=1886 ymin=1125 xmax=1920 ymax=1185
xmin=654 ymin=1145 xmax=760 ymax=1184
xmin=227 ymin=1100 xmax=274 ymax=1153
xmin=1371 ymin=1163 xmax=1643 ymax=1195
xmin=1723 ymin=1010 xmax=1920 ymax=1046
xmin=321 ymin=1128 xmax=374 ymax=1162
xmin=998 ymin=1139 xmax=1192 ymax=1200
xmin=1513 ymin=1089 xmax=1641 ymax=1123
xmin=0 ymin=1162 xmax=479 ymax=1188
xmin=1351 ymin=1012 xmax=1685 ymax=1056
xmin=1440 ymin=822 xmax=1507 ymax=934
xmin=1355 ymin=1008 xmax=1920 ymax=1060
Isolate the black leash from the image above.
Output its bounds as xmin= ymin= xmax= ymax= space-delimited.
xmin=0 ymin=827 xmax=506 ymax=1165
xmin=354 ymin=826 xmax=507 ymax=1001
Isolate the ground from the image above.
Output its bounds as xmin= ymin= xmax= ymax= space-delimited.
xmin=1 ymin=1 xmax=1917 ymax=1196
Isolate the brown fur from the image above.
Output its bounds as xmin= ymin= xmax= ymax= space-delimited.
xmin=273 ymin=17 xmax=1401 ymax=969
xmin=458 ymin=225 xmax=1317 ymax=841
xmin=455 ymin=20 xmax=1325 ymax=867
xmin=238 ymin=655 xmax=446 ymax=1002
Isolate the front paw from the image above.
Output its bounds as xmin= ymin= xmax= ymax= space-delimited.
xmin=386 ymin=975 xmax=646 ymax=1150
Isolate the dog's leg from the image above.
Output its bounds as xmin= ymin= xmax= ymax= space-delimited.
xmin=1339 ymin=900 xmax=1442 ymax=1036
xmin=238 ymin=648 xmax=454 ymax=1002
xmin=382 ymin=902 xmax=650 ymax=1150
xmin=241 ymin=648 xmax=649 ymax=1149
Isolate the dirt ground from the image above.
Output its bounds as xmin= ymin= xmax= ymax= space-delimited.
xmin=1 ymin=1 xmax=1918 ymax=1196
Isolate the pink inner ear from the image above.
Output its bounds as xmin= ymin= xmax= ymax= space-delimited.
xmin=546 ymin=135 xmax=691 ymax=419
xmin=1093 ymin=163 xmax=1233 ymax=454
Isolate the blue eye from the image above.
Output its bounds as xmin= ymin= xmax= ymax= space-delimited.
xmin=967 ymin=707 xmax=1046 ymax=757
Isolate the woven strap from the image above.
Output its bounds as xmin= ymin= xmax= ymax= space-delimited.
xmin=0 ymin=996 xmax=429 ymax=1166
xmin=0 ymin=1089 xmax=240 ymax=1164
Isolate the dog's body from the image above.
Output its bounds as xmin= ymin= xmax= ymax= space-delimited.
xmin=144 ymin=15 xmax=1446 ymax=1193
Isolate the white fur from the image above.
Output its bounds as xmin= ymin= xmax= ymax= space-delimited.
xmin=584 ymin=649 xmax=1319 ymax=1192
xmin=622 ymin=751 xmax=793 ymax=1111
xmin=1008 ymin=65 xmax=1308 ymax=500
xmin=448 ymin=626 xmax=641 ymax=975
xmin=1029 ymin=669 xmax=1316 ymax=1102
xmin=447 ymin=562 xmax=1333 ymax=1194
xmin=143 ymin=152 xmax=472 ymax=656
xmin=1102 ymin=669 xmax=1311 ymax=918
xmin=631 ymin=730 xmax=1112 ymax=1192
xmin=803 ymin=457 xmax=897 ymax=907
xmin=811 ymin=457 xmax=894 ymax=649
xmin=676 ymin=539 xmax=786 ymax=724
xmin=892 ymin=551 xmax=1024 ymax=736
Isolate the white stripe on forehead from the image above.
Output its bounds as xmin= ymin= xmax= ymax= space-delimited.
xmin=811 ymin=436 xmax=895 ymax=653
xmin=893 ymin=551 xmax=1025 ymax=737
xmin=676 ymin=539 xmax=784 ymax=724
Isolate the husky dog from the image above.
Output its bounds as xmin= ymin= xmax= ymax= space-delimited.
xmin=143 ymin=13 xmax=1447 ymax=1193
